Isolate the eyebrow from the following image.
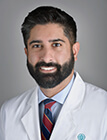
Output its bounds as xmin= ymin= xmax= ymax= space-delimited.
xmin=29 ymin=40 xmax=42 ymax=46
xmin=49 ymin=39 xmax=65 ymax=43
xmin=29 ymin=38 xmax=65 ymax=46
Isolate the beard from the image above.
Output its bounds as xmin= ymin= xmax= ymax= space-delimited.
xmin=27 ymin=51 xmax=74 ymax=89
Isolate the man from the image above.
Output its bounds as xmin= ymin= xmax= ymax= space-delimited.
xmin=0 ymin=6 xmax=107 ymax=140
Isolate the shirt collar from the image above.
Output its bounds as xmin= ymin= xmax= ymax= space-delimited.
xmin=38 ymin=74 xmax=75 ymax=105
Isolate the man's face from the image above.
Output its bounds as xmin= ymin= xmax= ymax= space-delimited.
xmin=25 ymin=23 xmax=75 ymax=88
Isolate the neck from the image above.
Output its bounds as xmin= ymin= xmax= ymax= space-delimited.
xmin=40 ymin=70 xmax=74 ymax=98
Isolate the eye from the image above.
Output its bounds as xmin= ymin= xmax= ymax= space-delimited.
xmin=52 ymin=43 xmax=62 ymax=47
xmin=32 ymin=44 xmax=42 ymax=48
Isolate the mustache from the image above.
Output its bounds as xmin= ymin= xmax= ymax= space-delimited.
xmin=35 ymin=61 xmax=61 ymax=69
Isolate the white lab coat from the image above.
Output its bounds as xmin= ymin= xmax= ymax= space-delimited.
xmin=0 ymin=72 xmax=107 ymax=140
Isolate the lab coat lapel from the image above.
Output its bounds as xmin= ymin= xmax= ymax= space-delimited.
xmin=50 ymin=107 xmax=76 ymax=140
xmin=50 ymin=73 xmax=85 ymax=140
xmin=21 ymin=87 xmax=41 ymax=140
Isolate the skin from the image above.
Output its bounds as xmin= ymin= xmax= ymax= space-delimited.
xmin=24 ymin=23 xmax=80 ymax=97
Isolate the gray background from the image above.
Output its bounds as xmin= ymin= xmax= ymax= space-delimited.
xmin=0 ymin=0 xmax=107 ymax=107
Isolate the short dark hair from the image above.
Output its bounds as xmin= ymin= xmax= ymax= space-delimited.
xmin=21 ymin=6 xmax=77 ymax=48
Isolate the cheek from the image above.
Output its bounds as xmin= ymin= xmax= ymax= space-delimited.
xmin=56 ymin=50 xmax=71 ymax=65
xmin=27 ymin=53 xmax=40 ymax=66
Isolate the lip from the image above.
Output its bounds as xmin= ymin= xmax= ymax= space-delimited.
xmin=40 ymin=66 xmax=57 ymax=73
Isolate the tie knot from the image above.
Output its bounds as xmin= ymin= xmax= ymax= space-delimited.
xmin=43 ymin=99 xmax=56 ymax=110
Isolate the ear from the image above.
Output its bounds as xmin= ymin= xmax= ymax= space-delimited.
xmin=24 ymin=48 xmax=28 ymax=56
xmin=72 ymin=42 xmax=80 ymax=61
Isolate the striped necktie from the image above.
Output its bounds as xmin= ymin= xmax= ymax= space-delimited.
xmin=41 ymin=99 xmax=56 ymax=140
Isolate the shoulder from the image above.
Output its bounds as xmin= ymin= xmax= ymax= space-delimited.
xmin=85 ymin=82 xmax=107 ymax=97
xmin=75 ymin=72 xmax=107 ymax=97
xmin=0 ymin=87 xmax=38 ymax=114
xmin=75 ymin=72 xmax=107 ymax=107
xmin=84 ymin=82 xmax=107 ymax=110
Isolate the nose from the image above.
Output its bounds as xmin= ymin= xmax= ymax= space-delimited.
xmin=40 ymin=47 xmax=54 ymax=63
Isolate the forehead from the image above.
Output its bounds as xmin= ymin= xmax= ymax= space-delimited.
xmin=29 ymin=23 xmax=66 ymax=40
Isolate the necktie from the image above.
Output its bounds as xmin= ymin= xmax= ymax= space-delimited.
xmin=41 ymin=99 xmax=56 ymax=140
